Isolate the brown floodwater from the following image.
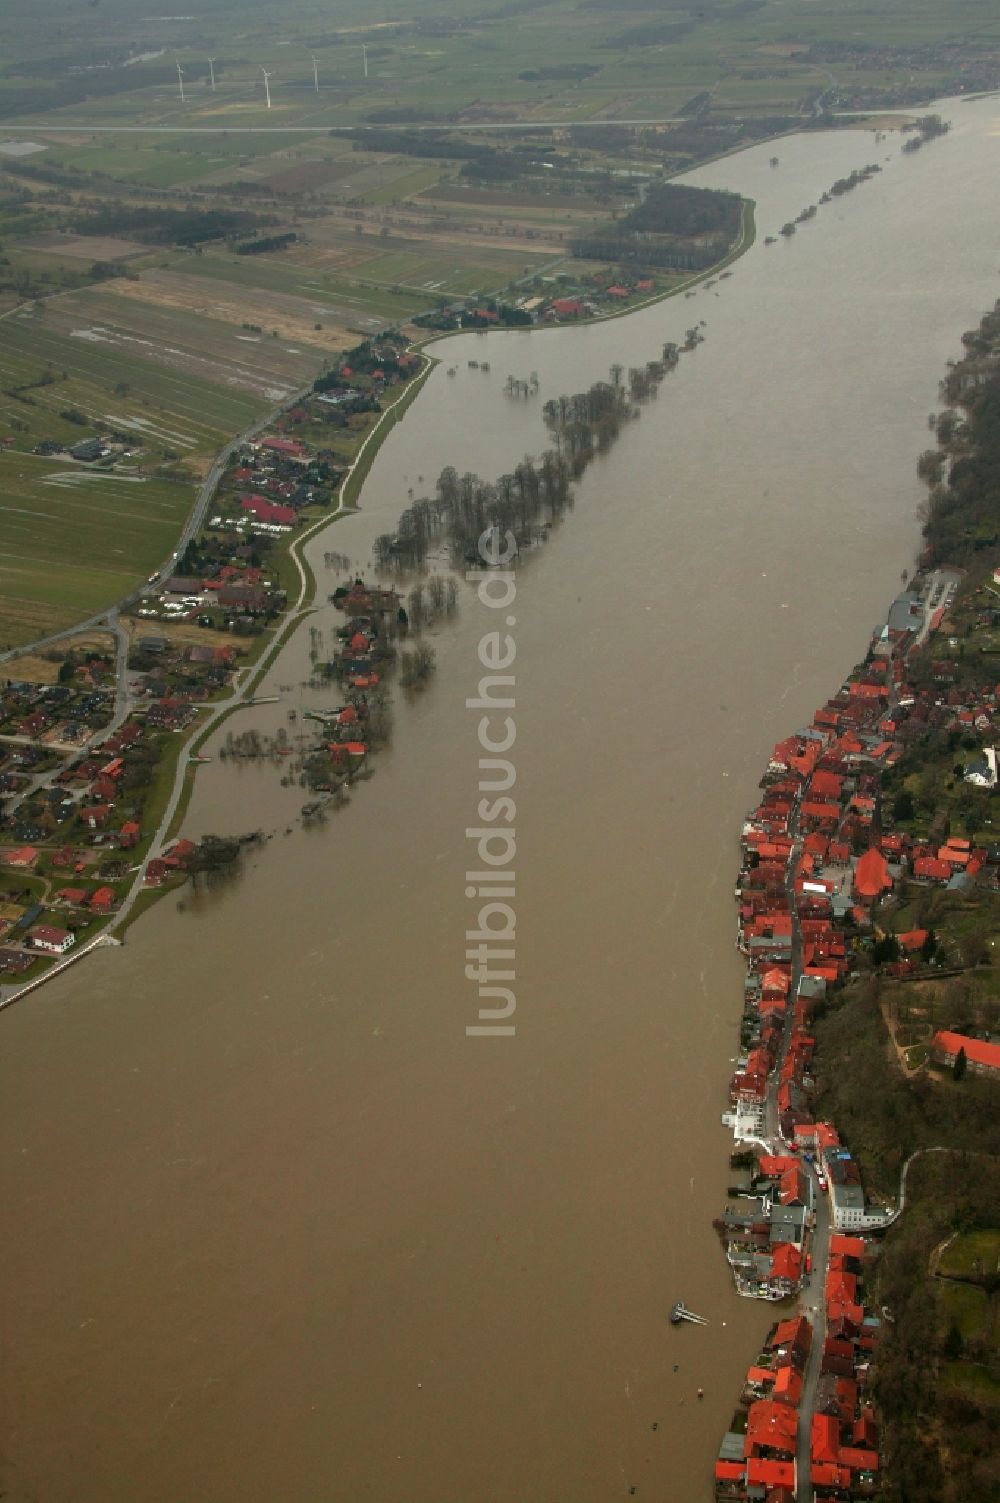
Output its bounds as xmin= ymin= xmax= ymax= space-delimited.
xmin=2 ymin=100 xmax=1000 ymax=1503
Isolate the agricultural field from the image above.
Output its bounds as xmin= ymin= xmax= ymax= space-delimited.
xmin=0 ymin=291 xmax=328 ymax=459
xmin=4 ymin=1 xmax=997 ymax=139
xmin=0 ymin=453 xmax=195 ymax=647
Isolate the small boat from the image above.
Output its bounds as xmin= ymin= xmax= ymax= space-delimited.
xmin=670 ymin=1302 xmax=709 ymax=1326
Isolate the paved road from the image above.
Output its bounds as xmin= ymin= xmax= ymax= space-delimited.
xmin=4 ymin=110 xmax=920 ymax=136
xmin=754 ymin=779 xmax=828 ymax=1501
xmin=10 ymin=117 xmax=699 ymax=135
xmin=795 ymin=1173 xmax=831 ymax=1503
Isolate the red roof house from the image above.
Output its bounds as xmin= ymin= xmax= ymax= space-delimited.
xmin=745 ymin=1399 xmax=798 ymax=1458
xmin=5 ymin=845 xmax=39 ymax=869
xmin=745 ymin=1457 xmax=796 ymax=1489
xmin=773 ymin=1365 xmax=803 ymax=1407
xmin=80 ymin=804 xmax=112 ymax=830
xmin=56 ymin=887 xmax=88 ymax=905
xmin=839 ymin=1446 xmax=879 ymax=1473
xmin=931 ymin=1030 xmax=1000 ymax=1077
xmin=853 ymin=846 xmax=892 ymax=902
xmin=769 ymin=1243 xmax=802 ymax=1288
xmin=829 ymin=1233 xmax=866 ymax=1261
xmin=811 ymin=1412 xmax=841 ymax=1465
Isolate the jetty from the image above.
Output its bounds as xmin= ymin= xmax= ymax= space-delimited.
xmin=670 ymin=1301 xmax=708 ymax=1326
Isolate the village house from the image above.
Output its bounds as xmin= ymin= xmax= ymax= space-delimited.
xmin=4 ymin=845 xmax=39 ymax=870
xmin=27 ymin=925 xmax=75 ymax=954
xmin=931 ymin=1029 xmax=1000 ymax=1078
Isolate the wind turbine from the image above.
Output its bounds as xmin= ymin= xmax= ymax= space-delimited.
xmin=207 ymin=57 xmax=216 ymax=92
xmin=261 ymin=67 xmax=273 ymax=110
xmin=176 ymin=61 xmax=185 ymax=103
xmin=309 ymin=52 xmax=319 ymax=93
xmin=345 ymin=44 xmax=369 ymax=80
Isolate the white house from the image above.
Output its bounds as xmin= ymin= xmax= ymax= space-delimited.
xmin=28 ymin=925 xmax=75 ymax=955
xmin=965 ymin=746 xmax=997 ymax=788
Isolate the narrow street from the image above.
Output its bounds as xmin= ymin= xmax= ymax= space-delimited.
xmin=794 ymin=1170 xmax=831 ymax=1503
xmin=759 ymin=782 xmax=829 ymax=1503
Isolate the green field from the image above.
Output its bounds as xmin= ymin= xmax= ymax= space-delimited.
xmin=4 ymin=0 xmax=996 ymax=139
xmin=0 ymin=311 xmax=268 ymax=453
xmin=939 ymin=1229 xmax=1000 ymax=1281
xmin=0 ymin=454 xmax=194 ymax=647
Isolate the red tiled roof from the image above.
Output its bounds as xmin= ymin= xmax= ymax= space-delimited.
xmin=6 ymin=845 xmax=39 ymax=866
xmin=773 ymin=1365 xmax=803 ymax=1406
xmin=746 ymin=1457 xmax=795 ymax=1488
xmin=746 ymin=1399 xmax=798 ymax=1457
xmin=854 ymin=845 xmax=891 ymax=898
xmin=241 ymin=496 xmax=296 ymax=527
xmin=772 ymin=1315 xmax=811 ymax=1353
xmin=825 ymin=1270 xmax=858 ymax=1305
xmin=811 ymin=1461 xmax=851 ymax=1488
xmin=932 ymin=1030 xmax=1000 ymax=1071
xmin=769 ymin=1244 xmax=802 ymax=1284
xmin=30 ymin=925 xmax=72 ymax=945
xmin=758 ymin=1154 xmax=799 ymax=1177
xmin=839 ymin=1446 xmax=879 ymax=1472
xmin=830 ymin=1233 xmax=866 ymax=1260
xmin=714 ymin=1461 xmax=745 ymax=1482
xmin=811 ymin=1412 xmax=841 ymax=1464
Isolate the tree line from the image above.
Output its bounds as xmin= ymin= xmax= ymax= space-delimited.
xmin=570 ymin=182 xmax=741 ymax=269
xmin=373 ymin=342 xmax=684 ymax=571
xmin=920 ymin=299 xmax=1000 ymax=565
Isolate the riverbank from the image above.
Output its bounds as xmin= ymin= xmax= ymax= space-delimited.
xmin=712 ymin=297 xmax=1000 ymax=1501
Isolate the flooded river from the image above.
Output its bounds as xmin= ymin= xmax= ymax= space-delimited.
xmin=3 ymin=98 xmax=1000 ymax=1503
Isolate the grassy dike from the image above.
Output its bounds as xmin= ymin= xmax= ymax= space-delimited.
xmin=154 ymin=355 xmax=440 ymax=855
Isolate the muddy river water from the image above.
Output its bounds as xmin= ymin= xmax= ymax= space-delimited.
xmin=2 ymin=98 xmax=1000 ymax=1503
